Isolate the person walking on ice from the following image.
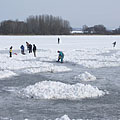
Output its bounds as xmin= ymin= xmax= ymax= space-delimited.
xmin=33 ymin=44 xmax=37 ymax=57
xmin=9 ymin=46 xmax=13 ymax=57
xmin=57 ymin=51 xmax=64 ymax=63
xmin=112 ymin=41 xmax=116 ymax=47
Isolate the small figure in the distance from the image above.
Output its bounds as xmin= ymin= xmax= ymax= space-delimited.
xmin=33 ymin=44 xmax=37 ymax=57
xmin=58 ymin=37 xmax=60 ymax=44
xmin=20 ymin=45 xmax=25 ymax=55
xmin=9 ymin=46 xmax=13 ymax=57
xmin=57 ymin=51 xmax=64 ymax=63
xmin=112 ymin=41 xmax=116 ymax=47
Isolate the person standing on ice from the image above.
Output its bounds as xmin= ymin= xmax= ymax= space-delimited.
xmin=58 ymin=37 xmax=60 ymax=44
xmin=9 ymin=46 xmax=13 ymax=57
xmin=112 ymin=41 xmax=116 ymax=47
xmin=29 ymin=44 xmax=32 ymax=53
xmin=26 ymin=42 xmax=30 ymax=51
xmin=20 ymin=45 xmax=25 ymax=55
xmin=57 ymin=51 xmax=64 ymax=63
xmin=33 ymin=44 xmax=37 ymax=57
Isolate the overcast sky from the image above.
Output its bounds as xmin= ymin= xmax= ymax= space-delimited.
xmin=0 ymin=0 xmax=120 ymax=29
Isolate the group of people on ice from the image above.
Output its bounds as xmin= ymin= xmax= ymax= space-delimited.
xmin=9 ymin=42 xmax=37 ymax=58
xmin=9 ymin=40 xmax=64 ymax=63
xmin=9 ymin=39 xmax=117 ymax=64
xmin=25 ymin=42 xmax=37 ymax=57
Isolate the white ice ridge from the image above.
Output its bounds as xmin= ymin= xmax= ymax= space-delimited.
xmin=0 ymin=70 xmax=17 ymax=79
xmin=75 ymin=71 xmax=96 ymax=81
xmin=20 ymin=81 xmax=106 ymax=99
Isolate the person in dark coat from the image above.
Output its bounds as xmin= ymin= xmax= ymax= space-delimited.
xmin=33 ymin=44 xmax=36 ymax=57
xmin=29 ymin=44 xmax=32 ymax=53
xmin=58 ymin=38 xmax=60 ymax=44
xmin=26 ymin=42 xmax=30 ymax=51
xmin=9 ymin=46 xmax=13 ymax=57
xmin=112 ymin=41 xmax=116 ymax=47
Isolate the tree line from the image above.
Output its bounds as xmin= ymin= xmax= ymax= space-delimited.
xmin=82 ymin=25 xmax=120 ymax=35
xmin=0 ymin=15 xmax=71 ymax=35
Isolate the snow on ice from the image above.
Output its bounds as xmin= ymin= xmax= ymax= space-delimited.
xmin=0 ymin=35 xmax=118 ymax=100
xmin=0 ymin=35 xmax=120 ymax=79
xmin=20 ymin=80 xmax=106 ymax=99
xmin=0 ymin=51 xmax=71 ymax=79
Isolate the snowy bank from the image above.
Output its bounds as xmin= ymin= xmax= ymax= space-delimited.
xmin=20 ymin=81 xmax=106 ymax=99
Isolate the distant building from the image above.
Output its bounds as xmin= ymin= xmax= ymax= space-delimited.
xmin=71 ymin=30 xmax=83 ymax=34
xmin=71 ymin=28 xmax=83 ymax=34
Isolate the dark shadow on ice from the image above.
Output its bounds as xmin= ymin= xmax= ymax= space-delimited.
xmin=42 ymin=60 xmax=80 ymax=67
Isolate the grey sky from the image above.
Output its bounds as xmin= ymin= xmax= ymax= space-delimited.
xmin=0 ymin=0 xmax=120 ymax=29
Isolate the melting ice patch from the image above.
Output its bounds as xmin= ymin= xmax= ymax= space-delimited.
xmin=20 ymin=81 xmax=106 ymax=99
xmin=75 ymin=71 xmax=96 ymax=81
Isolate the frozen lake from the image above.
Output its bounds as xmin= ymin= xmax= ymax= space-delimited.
xmin=0 ymin=35 xmax=120 ymax=120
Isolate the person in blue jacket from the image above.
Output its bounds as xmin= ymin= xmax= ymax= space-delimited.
xmin=57 ymin=51 xmax=64 ymax=63
xmin=20 ymin=45 xmax=25 ymax=55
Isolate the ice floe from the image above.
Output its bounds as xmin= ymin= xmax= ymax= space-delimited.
xmin=75 ymin=72 xmax=96 ymax=81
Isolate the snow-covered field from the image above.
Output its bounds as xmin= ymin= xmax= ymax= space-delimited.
xmin=0 ymin=35 xmax=120 ymax=120
xmin=1 ymin=35 xmax=120 ymax=77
